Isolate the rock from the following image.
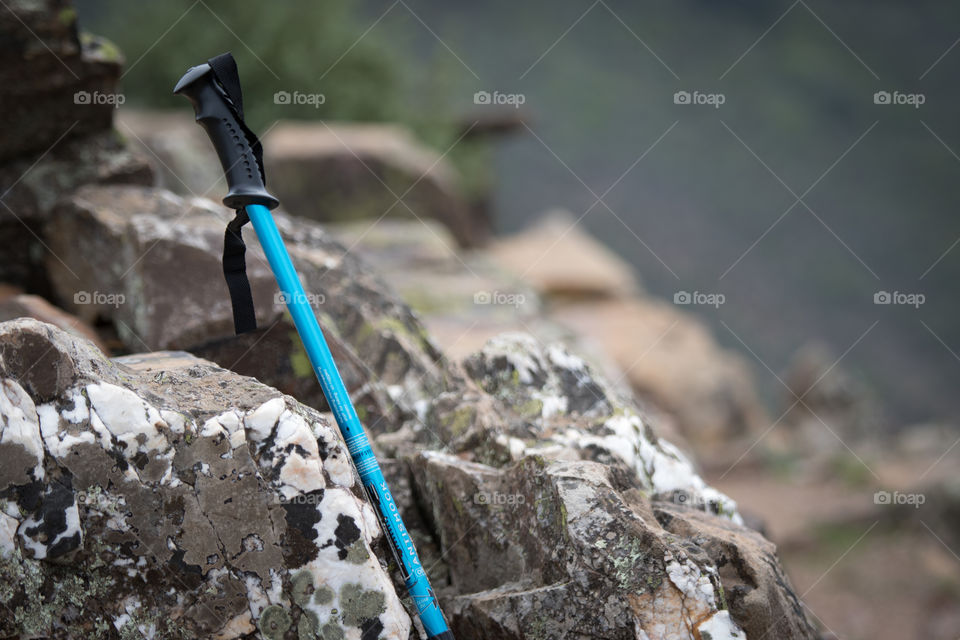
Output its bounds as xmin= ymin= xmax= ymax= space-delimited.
xmin=188 ymin=318 xmax=402 ymax=435
xmin=378 ymin=333 xmax=817 ymax=637
xmin=449 ymin=333 xmax=741 ymax=517
xmin=0 ymin=319 xmax=411 ymax=639
xmin=262 ymin=121 xmax=487 ymax=247
xmin=45 ymin=185 xmax=454 ymax=423
xmin=489 ymin=211 xmax=640 ymax=299
xmin=324 ymin=214 xmax=759 ymax=460
xmin=554 ymin=298 xmax=767 ymax=458
xmin=1 ymin=128 xmax=153 ymax=294
xmin=0 ymin=1 xmax=153 ymax=292
xmin=652 ymin=504 xmax=819 ymax=640
xmin=0 ymin=321 xmax=819 ymax=638
xmin=0 ymin=293 xmax=106 ymax=352
xmin=0 ymin=0 xmax=123 ymax=163
xmin=325 ymin=217 xmax=556 ymax=366
xmin=408 ymin=452 xmax=816 ymax=639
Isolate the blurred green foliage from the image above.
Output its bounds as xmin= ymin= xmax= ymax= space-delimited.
xmin=78 ymin=0 xmax=403 ymax=128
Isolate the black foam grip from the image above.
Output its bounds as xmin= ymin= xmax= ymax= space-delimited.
xmin=173 ymin=57 xmax=278 ymax=210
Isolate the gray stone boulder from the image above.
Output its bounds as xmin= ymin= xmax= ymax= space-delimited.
xmin=389 ymin=333 xmax=818 ymax=639
xmin=44 ymin=185 xmax=456 ymax=424
xmin=0 ymin=318 xmax=411 ymax=639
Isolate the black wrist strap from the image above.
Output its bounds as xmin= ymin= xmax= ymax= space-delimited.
xmin=207 ymin=52 xmax=264 ymax=334
xmin=223 ymin=209 xmax=257 ymax=334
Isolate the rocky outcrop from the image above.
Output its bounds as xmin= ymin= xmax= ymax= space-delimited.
xmin=0 ymin=0 xmax=153 ymax=292
xmin=0 ymin=318 xmax=820 ymax=640
xmin=44 ymin=185 xmax=455 ymax=424
xmin=418 ymin=454 xmax=746 ymax=639
xmin=0 ymin=318 xmax=411 ymax=639
xmin=0 ymin=0 xmax=122 ymax=163
xmin=388 ymin=333 xmax=817 ymax=639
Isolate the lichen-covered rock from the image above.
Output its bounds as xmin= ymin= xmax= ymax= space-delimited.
xmin=45 ymin=185 xmax=456 ymax=423
xmin=387 ymin=333 xmax=818 ymax=638
xmin=0 ymin=318 xmax=411 ymax=639
xmin=445 ymin=332 xmax=741 ymax=519
xmin=411 ymin=453 xmax=757 ymax=640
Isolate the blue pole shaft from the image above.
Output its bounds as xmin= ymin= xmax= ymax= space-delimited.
xmin=245 ymin=204 xmax=452 ymax=639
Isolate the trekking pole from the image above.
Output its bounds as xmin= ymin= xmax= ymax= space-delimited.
xmin=175 ymin=53 xmax=453 ymax=640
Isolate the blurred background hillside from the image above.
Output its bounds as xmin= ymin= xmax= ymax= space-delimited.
xmin=74 ymin=0 xmax=960 ymax=428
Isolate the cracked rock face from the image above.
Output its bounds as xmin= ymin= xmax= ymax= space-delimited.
xmin=0 ymin=318 xmax=410 ymax=640
xmin=394 ymin=333 xmax=819 ymax=639
xmin=412 ymin=454 xmax=747 ymax=640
